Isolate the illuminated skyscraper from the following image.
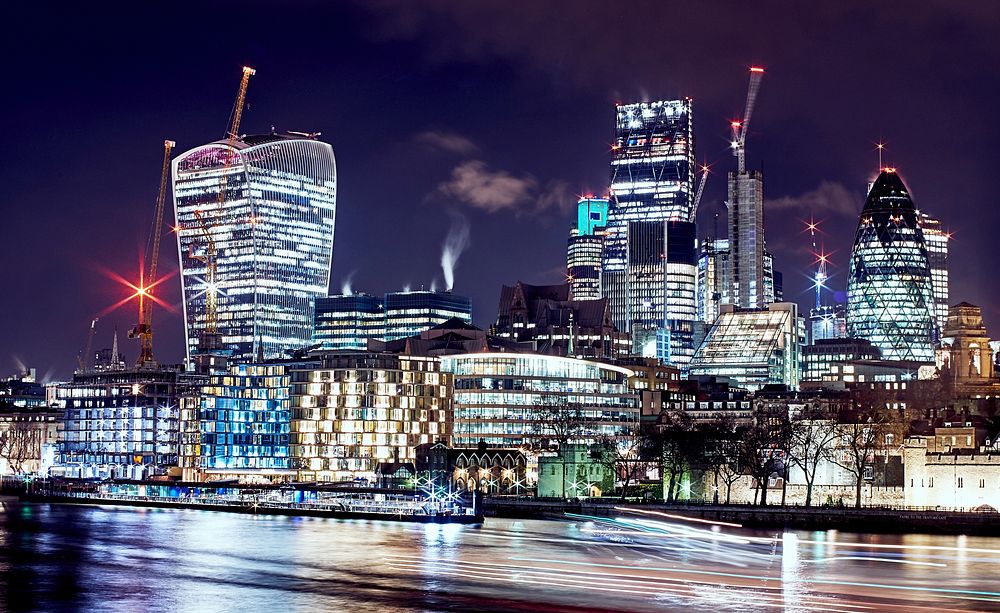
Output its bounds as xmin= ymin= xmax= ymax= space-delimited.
xmin=697 ymin=237 xmax=729 ymax=325
xmin=602 ymin=99 xmax=698 ymax=364
xmin=919 ymin=213 xmax=950 ymax=337
xmin=726 ymin=169 xmax=766 ymax=308
xmin=566 ymin=197 xmax=608 ymax=300
xmin=847 ymin=170 xmax=935 ymax=362
xmin=173 ymin=133 xmax=337 ymax=363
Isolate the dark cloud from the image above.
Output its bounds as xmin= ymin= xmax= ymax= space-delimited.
xmin=766 ymin=181 xmax=860 ymax=218
xmin=413 ymin=130 xmax=479 ymax=155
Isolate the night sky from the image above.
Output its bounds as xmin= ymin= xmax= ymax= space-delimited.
xmin=4 ymin=1 xmax=999 ymax=381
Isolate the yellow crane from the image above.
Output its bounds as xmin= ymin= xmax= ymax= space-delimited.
xmin=130 ymin=139 xmax=175 ymax=366
xmin=195 ymin=66 xmax=255 ymax=347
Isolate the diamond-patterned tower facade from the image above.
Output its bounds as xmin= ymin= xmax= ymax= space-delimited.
xmin=846 ymin=170 xmax=935 ymax=362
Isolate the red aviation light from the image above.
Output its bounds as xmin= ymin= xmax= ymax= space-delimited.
xmin=731 ymin=121 xmax=742 ymax=129
xmin=883 ymin=167 xmax=897 ymax=173
xmin=749 ymin=66 xmax=765 ymax=73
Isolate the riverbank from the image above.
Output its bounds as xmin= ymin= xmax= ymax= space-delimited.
xmin=484 ymin=498 xmax=1000 ymax=535
xmin=20 ymin=494 xmax=484 ymax=524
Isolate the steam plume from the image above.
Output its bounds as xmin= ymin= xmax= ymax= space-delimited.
xmin=341 ymin=270 xmax=356 ymax=296
xmin=441 ymin=212 xmax=471 ymax=291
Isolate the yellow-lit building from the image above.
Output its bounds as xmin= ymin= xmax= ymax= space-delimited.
xmin=291 ymin=352 xmax=452 ymax=482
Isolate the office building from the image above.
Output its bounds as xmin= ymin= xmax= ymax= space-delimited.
xmin=55 ymin=367 xmax=196 ymax=479
xmin=802 ymin=337 xmax=880 ymax=382
xmin=809 ymin=304 xmax=848 ymax=344
xmin=919 ymin=213 xmax=950 ymax=337
xmin=726 ymin=168 xmax=766 ymax=308
xmin=313 ymin=293 xmax=385 ymax=350
xmin=290 ymin=352 xmax=451 ymax=482
xmin=688 ymin=303 xmax=803 ymax=391
xmin=567 ymin=197 xmax=609 ymax=301
xmin=602 ymin=99 xmax=698 ymax=364
xmin=384 ymin=290 xmax=472 ymax=341
xmin=846 ymin=170 xmax=935 ymax=362
xmin=441 ymin=353 xmax=639 ymax=448
xmin=492 ymin=281 xmax=630 ymax=358
xmin=697 ymin=237 xmax=729 ymax=325
xmin=173 ymin=133 xmax=337 ymax=363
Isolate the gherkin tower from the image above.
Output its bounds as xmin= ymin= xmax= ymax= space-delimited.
xmin=846 ymin=170 xmax=935 ymax=362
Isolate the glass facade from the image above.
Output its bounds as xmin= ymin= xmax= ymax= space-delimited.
xmin=688 ymin=303 xmax=802 ymax=391
xmin=602 ymin=100 xmax=698 ymax=365
xmin=802 ymin=338 xmax=880 ymax=382
xmin=567 ymin=197 xmax=608 ymax=301
xmin=383 ymin=290 xmax=472 ymax=341
xmin=180 ymin=363 xmax=298 ymax=476
xmin=441 ymin=353 xmax=639 ymax=448
xmin=809 ymin=304 xmax=848 ymax=344
xmin=56 ymin=368 xmax=191 ymax=479
xmin=313 ymin=294 xmax=386 ymax=350
xmin=173 ymin=134 xmax=337 ymax=363
xmin=919 ymin=213 xmax=950 ymax=338
xmin=290 ymin=353 xmax=451 ymax=482
xmin=847 ymin=170 xmax=935 ymax=362
xmin=697 ymin=237 xmax=729 ymax=325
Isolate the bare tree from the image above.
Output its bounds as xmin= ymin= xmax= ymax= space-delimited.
xmin=831 ymin=407 xmax=903 ymax=508
xmin=659 ymin=411 xmax=696 ymax=502
xmin=702 ymin=417 xmax=743 ymax=504
xmin=529 ymin=400 xmax=588 ymax=450
xmin=739 ymin=404 xmax=791 ymax=506
xmin=0 ymin=417 xmax=39 ymax=475
xmin=787 ymin=415 xmax=839 ymax=507
xmin=595 ymin=426 xmax=645 ymax=501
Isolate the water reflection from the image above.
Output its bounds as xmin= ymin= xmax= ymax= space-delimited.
xmin=1 ymin=503 xmax=999 ymax=612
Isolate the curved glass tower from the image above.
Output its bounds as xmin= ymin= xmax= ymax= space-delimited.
xmin=847 ymin=170 xmax=934 ymax=362
xmin=173 ymin=134 xmax=337 ymax=363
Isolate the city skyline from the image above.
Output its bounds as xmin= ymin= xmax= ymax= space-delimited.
xmin=4 ymin=2 xmax=998 ymax=379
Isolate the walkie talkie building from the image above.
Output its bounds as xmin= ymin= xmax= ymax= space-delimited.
xmin=173 ymin=134 xmax=337 ymax=363
xmin=847 ymin=169 xmax=935 ymax=362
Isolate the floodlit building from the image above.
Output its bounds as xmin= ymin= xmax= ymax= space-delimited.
xmin=602 ymin=99 xmax=699 ymax=365
xmin=179 ymin=361 xmax=307 ymax=482
xmin=173 ymin=133 xmax=337 ymax=363
xmin=55 ymin=367 xmax=196 ymax=479
xmin=905 ymin=425 xmax=1000 ymax=510
xmin=936 ymin=302 xmax=997 ymax=389
xmin=0 ymin=405 xmax=62 ymax=476
xmin=567 ymin=197 xmax=609 ymax=301
xmin=383 ymin=290 xmax=472 ymax=341
xmin=290 ymin=352 xmax=451 ymax=482
xmin=313 ymin=293 xmax=386 ymax=350
xmin=726 ymin=168 xmax=766 ymax=309
xmin=847 ymin=169 xmax=935 ymax=362
xmin=688 ymin=303 xmax=803 ymax=391
xmin=441 ymin=353 xmax=639 ymax=448
xmin=919 ymin=213 xmax=950 ymax=337
xmin=492 ymin=281 xmax=630 ymax=359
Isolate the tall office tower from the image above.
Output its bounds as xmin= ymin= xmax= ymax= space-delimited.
xmin=762 ymin=249 xmax=781 ymax=303
xmin=602 ymin=99 xmax=697 ymax=364
xmin=697 ymin=237 xmax=729 ymax=325
xmin=809 ymin=304 xmax=848 ymax=343
xmin=726 ymin=169 xmax=766 ymax=308
xmin=847 ymin=170 xmax=935 ymax=362
xmin=313 ymin=294 xmax=386 ymax=350
xmin=566 ymin=197 xmax=608 ymax=300
xmin=173 ymin=133 xmax=337 ymax=364
xmin=919 ymin=213 xmax=950 ymax=337
xmin=383 ymin=290 xmax=472 ymax=341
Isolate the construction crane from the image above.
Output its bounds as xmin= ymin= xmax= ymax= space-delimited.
xmin=76 ymin=317 xmax=98 ymax=372
xmin=689 ymin=163 xmax=710 ymax=223
xmin=130 ymin=140 xmax=175 ymax=366
xmin=194 ymin=66 xmax=255 ymax=349
xmin=730 ymin=66 xmax=764 ymax=174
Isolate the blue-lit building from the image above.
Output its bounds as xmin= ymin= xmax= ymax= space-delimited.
xmin=384 ymin=290 xmax=473 ymax=341
xmin=601 ymin=99 xmax=699 ymax=365
xmin=173 ymin=133 xmax=337 ymax=364
xmin=847 ymin=170 xmax=936 ymax=362
xmin=179 ymin=362 xmax=307 ymax=480
xmin=313 ymin=293 xmax=386 ymax=350
xmin=567 ymin=197 xmax=608 ymax=301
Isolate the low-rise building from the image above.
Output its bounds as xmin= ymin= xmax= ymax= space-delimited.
xmin=905 ymin=424 xmax=1000 ymax=510
xmin=537 ymin=443 xmax=609 ymax=498
xmin=0 ymin=405 xmax=62 ymax=475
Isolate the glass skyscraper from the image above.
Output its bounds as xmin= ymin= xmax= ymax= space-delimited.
xmin=383 ymin=290 xmax=473 ymax=341
xmin=313 ymin=294 xmax=386 ymax=350
xmin=602 ymin=99 xmax=698 ymax=365
xmin=847 ymin=170 xmax=935 ymax=362
xmin=919 ymin=213 xmax=950 ymax=338
xmin=173 ymin=133 xmax=337 ymax=363
xmin=567 ymin=196 xmax=608 ymax=301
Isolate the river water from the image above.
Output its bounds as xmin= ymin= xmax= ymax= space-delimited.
xmin=2 ymin=502 xmax=999 ymax=612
